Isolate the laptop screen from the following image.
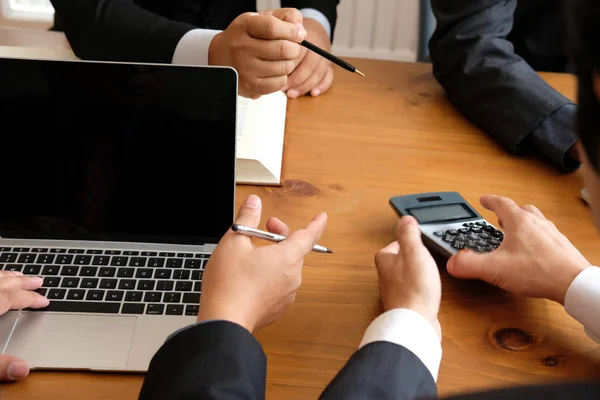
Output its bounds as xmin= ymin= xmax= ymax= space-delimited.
xmin=0 ymin=58 xmax=236 ymax=246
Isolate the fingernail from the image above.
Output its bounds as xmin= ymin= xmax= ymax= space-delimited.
xmin=296 ymin=23 xmax=307 ymax=41
xmin=288 ymin=89 xmax=299 ymax=98
xmin=30 ymin=277 xmax=44 ymax=284
xmin=244 ymin=195 xmax=260 ymax=209
xmin=7 ymin=360 xmax=29 ymax=380
xmin=282 ymin=85 xmax=289 ymax=91
xmin=12 ymin=271 xmax=23 ymax=276
xmin=311 ymin=89 xmax=321 ymax=97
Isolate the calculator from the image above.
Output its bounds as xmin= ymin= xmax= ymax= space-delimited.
xmin=389 ymin=192 xmax=504 ymax=258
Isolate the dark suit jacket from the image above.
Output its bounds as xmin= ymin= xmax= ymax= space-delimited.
xmin=138 ymin=321 xmax=600 ymax=400
xmin=429 ymin=0 xmax=575 ymax=165
xmin=50 ymin=0 xmax=339 ymax=64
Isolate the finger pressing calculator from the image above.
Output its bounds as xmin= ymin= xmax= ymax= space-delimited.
xmin=389 ymin=192 xmax=504 ymax=258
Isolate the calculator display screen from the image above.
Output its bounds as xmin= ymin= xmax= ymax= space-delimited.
xmin=409 ymin=204 xmax=474 ymax=224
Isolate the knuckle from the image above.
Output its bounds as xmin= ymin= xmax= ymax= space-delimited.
xmin=267 ymin=18 xmax=276 ymax=38
xmin=284 ymin=60 xmax=295 ymax=75
xmin=278 ymin=40 xmax=288 ymax=60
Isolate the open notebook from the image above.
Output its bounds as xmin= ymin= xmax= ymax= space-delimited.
xmin=236 ymin=92 xmax=287 ymax=185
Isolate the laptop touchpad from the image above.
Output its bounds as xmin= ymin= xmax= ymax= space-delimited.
xmin=5 ymin=313 xmax=137 ymax=370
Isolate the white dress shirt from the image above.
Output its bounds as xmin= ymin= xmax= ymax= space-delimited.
xmin=360 ymin=266 xmax=600 ymax=382
xmin=172 ymin=8 xmax=331 ymax=66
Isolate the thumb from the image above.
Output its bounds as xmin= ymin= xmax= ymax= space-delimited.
xmin=0 ymin=356 xmax=30 ymax=381
xmin=233 ymin=195 xmax=262 ymax=229
xmin=396 ymin=216 xmax=424 ymax=249
xmin=447 ymin=250 xmax=495 ymax=282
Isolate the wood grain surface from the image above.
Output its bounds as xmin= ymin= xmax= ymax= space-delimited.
xmin=2 ymin=59 xmax=599 ymax=399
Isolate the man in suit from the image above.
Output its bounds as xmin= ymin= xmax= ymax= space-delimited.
xmin=49 ymin=1 xmax=339 ymax=99
xmin=429 ymin=0 xmax=580 ymax=173
xmin=134 ymin=1 xmax=600 ymax=397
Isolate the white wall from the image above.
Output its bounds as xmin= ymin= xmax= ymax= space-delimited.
xmin=0 ymin=0 xmax=420 ymax=62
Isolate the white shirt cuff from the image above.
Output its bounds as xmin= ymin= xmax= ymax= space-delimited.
xmin=565 ymin=266 xmax=600 ymax=344
xmin=172 ymin=29 xmax=222 ymax=66
xmin=300 ymin=8 xmax=332 ymax=38
xmin=360 ymin=309 xmax=442 ymax=382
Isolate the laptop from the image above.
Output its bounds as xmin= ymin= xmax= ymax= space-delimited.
xmin=0 ymin=57 xmax=237 ymax=372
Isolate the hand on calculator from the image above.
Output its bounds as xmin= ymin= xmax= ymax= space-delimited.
xmin=447 ymin=195 xmax=591 ymax=304
xmin=0 ymin=271 xmax=49 ymax=381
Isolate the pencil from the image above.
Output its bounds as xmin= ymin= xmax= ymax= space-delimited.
xmin=300 ymin=40 xmax=364 ymax=77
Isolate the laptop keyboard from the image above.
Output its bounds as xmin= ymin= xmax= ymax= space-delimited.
xmin=0 ymin=247 xmax=208 ymax=316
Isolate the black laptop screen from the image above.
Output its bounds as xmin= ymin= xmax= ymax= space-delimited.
xmin=0 ymin=59 xmax=236 ymax=245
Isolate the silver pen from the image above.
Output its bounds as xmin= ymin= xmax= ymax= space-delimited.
xmin=231 ymin=224 xmax=334 ymax=254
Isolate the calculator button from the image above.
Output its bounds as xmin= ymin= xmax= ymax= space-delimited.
xmin=470 ymin=227 xmax=482 ymax=234
xmin=489 ymin=238 xmax=502 ymax=246
xmin=465 ymin=240 xmax=478 ymax=249
xmin=459 ymin=228 xmax=470 ymax=234
xmin=443 ymin=234 xmax=455 ymax=243
xmin=492 ymin=231 xmax=504 ymax=239
xmin=462 ymin=223 xmax=470 ymax=227
xmin=448 ymin=230 xmax=459 ymax=235
xmin=476 ymin=221 xmax=486 ymax=226
xmin=479 ymin=232 xmax=491 ymax=239
xmin=484 ymin=226 xmax=496 ymax=232
xmin=455 ymin=234 xmax=468 ymax=242
xmin=452 ymin=240 xmax=465 ymax=250
xmin=467 ymin=233 xmax=479 ymax=241
xmin=475 ymin=246 xmax=488 ymax=253
xmin=434 ymin=231 xmax=445 ymax=237
xmin=476 ymin=240 xmax=488 ymax=247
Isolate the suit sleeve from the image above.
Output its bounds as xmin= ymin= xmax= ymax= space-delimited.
xmin=282 ymin=0 xmax=340 ymax=37
xmin=138 ymin=321 xmax=266 ymax=400
xmin=319 ymin=342 xmax=437 ymax=400
xmin=429 ymin=0 xmax=576 ymax=169
xmin=50 ymin=0 xmax=196 ymax=63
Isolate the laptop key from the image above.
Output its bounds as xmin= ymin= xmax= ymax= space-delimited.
xmin=0 ymin=253 xmax=17 ymax=262
xmin=125 ymin=291 xmax=143 ymax=302
xmin=13 ymin=247 xmax=30 ymax=253
xmin=43 ymin=277 xmax=61 ymax=288
xmin=110 ymin=257 xmax=128 ymax=266
xmin=137 ymin=280 xmax=155 ymax=291
xmin=36 ymin=288 xmax=47 ymax=296
xmin=36 ymin=254 xmax=55 ymax=264
xmin=106 ymin=291 xmax=124 ymax=301
xmin=178 ymin=253 xmax=194 ymax=258
xmin=100 ymin=279 xmax=117 ymax=289
xmin=56 ymin=255 xmax=73 ymax=264
xmin=86 ymin=290 xmax=105 ymax=301
xmin=48 ymin=289 xmax=66 ymax=300
xmin=184 ymin=259 xmax=201 ymax=269
xmin=146 ymin=304 xmax=164 ymax=315
xmin=66 ymin=289 xmax=85 ymax=300
xmin=42 ymin=265 xmax=60 ymax=275
xmin=87 ymin=249 xmax=103 ymax=254
xmin=0 ymin=247 xmax=11 ymax=251
xmin=141 ymin=251 xmax=157 ymax=257
xmin=118 ymin=279 xmax=136 ymax=290
xmin=68 ymin=249 xmax=85 ymax=254
xmin=17 ymin=254 xmax=36 ymax=263
xmin=81 ymin=278 xmax=99 ymax=289
xmin=99 ymin=267 xmax=116 ymax=277
xmin=163 ymin=292 xmax=181 ymax=303
xmin=159 ymin=252 xmax=175 ymax=257
xmin=192 ymin=270 xmax=203 ymax=280
xmin=154 ymin=269 xmax=171 ymax=279
xmin=31 ymin=248 xmax=48 ymax=253
xmin=60 ymin=266 xmax=79 ymax=276
xmin=166 ymin=258 xmax=183 ymax=268
xmin=148 ymin=258 xmax=165 ymax=268
xmin=92 ymin=256 xmax=110 ymax=266
xmin=117 ymin=267 xmax=134 ymax=278
xmin=185 ymin=305 xmax=199 ymax=316
xmin=5 ymin=264 xmax=23 ymax=272
xmin=194 ymin=281 xmax=201 ymax=292
xmin=74 ymin=255 xmax=92 ymax=265
xmin=176 ymin=281 xmax=192 ymax=292
xmin=130 ymin=257 xmax=147 ymax=267
xmin=135 ymin=269 xmax=153 ymax=279
xmin=34 ymin=301 xmax=120 ymax=314
xmin=183 ymin=293 xmax=200 ymax=304
xmin=49 ymin=248 xmax=67 ymax=253
xmin=144 ymin=292 xmax=162 ymax=303
xmin=23 ymin=264 xmax=42 ymax=275
xmin=61 ymin=278 xmax=80 ymax=288
xmin=80 ymin=266 xmax=98 ymax=277
xmin=166 ymin=305 xmax=184 ymax=315
xmin=156 ymin=281 xmax=174 ymax=291
xmin=105 ymin=250 xmax=121 ymax=255
xmin=122 ymin=303 xmax=145 ymax=314
xmin=173 ymin=270 xmax=190 ymax=280
xmin=123 ymin=251 xmax=139 ymax=256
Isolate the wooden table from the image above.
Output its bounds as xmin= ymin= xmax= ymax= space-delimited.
xmin=2 ymin=57 xmax=599 ymax=399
